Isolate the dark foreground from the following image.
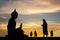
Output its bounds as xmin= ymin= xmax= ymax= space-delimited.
xmin=0 ymin=37 xmax=60 ymax=40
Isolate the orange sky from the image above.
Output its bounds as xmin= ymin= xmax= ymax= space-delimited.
xmin=0 ymin=21 xmax=60 ymax=37
xmin=0 ymin=0 xmax=60 ymax=37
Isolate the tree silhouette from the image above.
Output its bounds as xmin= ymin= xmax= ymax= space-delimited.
xmin=34 ymin=30 xmax=37 ymax=37
xmin=50 ymin=30 xmax=53 ymax=37
xmin=30 ymin=32 xmax=33 ymax=37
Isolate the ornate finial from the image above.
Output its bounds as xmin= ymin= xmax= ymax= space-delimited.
xmin=14 ymin=9 xmax=16 ymax=11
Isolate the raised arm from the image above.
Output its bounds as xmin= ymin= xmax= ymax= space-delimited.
xmin=20 ymin=23 xmax=23 ymax=29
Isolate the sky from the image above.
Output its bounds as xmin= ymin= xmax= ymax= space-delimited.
xmin=0 ymin=0 xmax=60 ymax=14
xmin=0 ymin=0 xmax=60 ymax=37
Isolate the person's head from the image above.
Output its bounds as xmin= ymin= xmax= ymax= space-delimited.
xmin=11 ymin=9 xmax=18 ymax=19
xmin=43 ymin=19 xmax=46 ymax=22
xmin=34 ymin=30 xmax=36 ymax=32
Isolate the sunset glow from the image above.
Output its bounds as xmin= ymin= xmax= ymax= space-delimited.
xmin=0 ymin=0 xmax=60 ymax=37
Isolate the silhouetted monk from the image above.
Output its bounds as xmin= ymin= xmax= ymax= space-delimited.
xmin=41 ymin=19 xmax=48 ymax=37
xmin=7 ymin=9 xmax=18 ymax=37
xmin=30 ymin=32 xmax=33 ymax=37
xmin=34 ymin=30 xmax=37 ymax=37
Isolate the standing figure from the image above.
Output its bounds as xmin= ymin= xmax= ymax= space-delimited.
xmin=41 ymin=19 xmax=48 ymax=37
xmin=7 ymin=9 xmax=18 ymax=37
xmin=34 ymin=30 xmax=37 ymax=37
xmin=30 ymin=32 xmax=33 ymax=37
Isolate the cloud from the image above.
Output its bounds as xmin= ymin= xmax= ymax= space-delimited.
xmin=0 ymin=11 xmax=60 ymax=23
xmin=50 ymin=0 xmax=60 ymax=5
xmin=0 ymin=1 xmax=8 ymax=7
xmin=0 ymin=0 xmax=60 ymax=14
xmin=1 ymin=16 xmax=7 ymax=19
